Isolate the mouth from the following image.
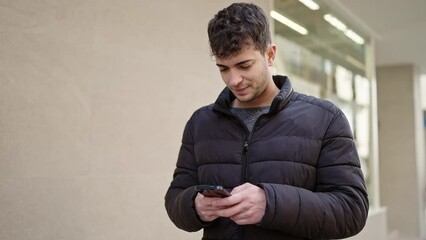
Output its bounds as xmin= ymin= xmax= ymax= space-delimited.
xmin=234 ymin=86 xmax=249 ymax=95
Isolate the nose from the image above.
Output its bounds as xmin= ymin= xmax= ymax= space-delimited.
xmin=226 ymin=70 xmax=243 ymax=87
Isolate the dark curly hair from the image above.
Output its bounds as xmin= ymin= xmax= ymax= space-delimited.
xmin=207 ymin=3 xmax=271 ymax=59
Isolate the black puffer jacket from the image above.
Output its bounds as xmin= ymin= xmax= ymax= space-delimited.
xmin=165 ymin=76 xmax=369 ymax=240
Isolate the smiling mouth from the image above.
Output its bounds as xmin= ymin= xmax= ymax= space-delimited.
xmin=234 ymin=86 xmax=248 ymax=94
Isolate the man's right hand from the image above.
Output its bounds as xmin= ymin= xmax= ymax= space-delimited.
xmin=195 ymin=193 xmax=228 ymax=222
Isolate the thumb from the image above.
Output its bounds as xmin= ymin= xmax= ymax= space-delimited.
xmin=230 ymin=182 xmax=252 ymax=194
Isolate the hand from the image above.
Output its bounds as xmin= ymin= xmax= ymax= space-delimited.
xmin=213 ymin=183 xmax=266 ymax=225
xmin=194 ymin=193 xmax=225 ymax=222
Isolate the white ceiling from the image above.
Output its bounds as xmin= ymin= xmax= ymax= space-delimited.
xmin=325 ymin=0 xmax=426 ymax=75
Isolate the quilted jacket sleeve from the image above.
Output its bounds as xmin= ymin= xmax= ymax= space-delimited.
xmin=164 ymin=116 xmax=210 ymax=232
xmin=258 ymin=110 xmax=369 ymax=239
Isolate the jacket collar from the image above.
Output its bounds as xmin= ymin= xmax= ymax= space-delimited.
xmin=212 ymin=75 xmax=294 ymax=114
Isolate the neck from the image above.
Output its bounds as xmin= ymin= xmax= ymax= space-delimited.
xmin=232 ymin=79 xmax=279 ymax=108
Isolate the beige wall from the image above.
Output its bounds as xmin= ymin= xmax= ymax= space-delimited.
xmin=0 ymin=0 xmax=272 ymax=239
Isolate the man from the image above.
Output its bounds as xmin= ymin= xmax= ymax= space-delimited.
xmin=165 ymin=3 xmax=368 ymax=240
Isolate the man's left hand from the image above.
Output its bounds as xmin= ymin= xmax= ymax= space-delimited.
xmin=211 ymin=182 xmax=266 ymax=225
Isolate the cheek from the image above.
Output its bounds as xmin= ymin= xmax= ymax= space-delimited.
xmin=220 ymin=72 xmax=231 ymax=85
xmin=247 ymin=67 xmax=264 ymax=82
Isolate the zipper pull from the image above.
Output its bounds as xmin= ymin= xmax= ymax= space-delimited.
xmin=244 ymin=141 xmax=248 ymax=154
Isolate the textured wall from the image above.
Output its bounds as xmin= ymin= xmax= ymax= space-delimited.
xmin=0 ymin=0 xmax=271 ymax=239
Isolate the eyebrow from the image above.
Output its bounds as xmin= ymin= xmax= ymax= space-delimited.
xmin=216 ymin=59 xmax=254 ymax=68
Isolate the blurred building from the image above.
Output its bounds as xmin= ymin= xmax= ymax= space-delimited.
xmin=271 ymin=1 xmax=426 ymax=239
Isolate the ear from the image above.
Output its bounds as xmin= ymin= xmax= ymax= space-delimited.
xmin=266 ymin=44 xmax=277 ymax=66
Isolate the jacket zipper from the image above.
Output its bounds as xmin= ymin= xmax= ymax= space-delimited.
xmin=241 ymin=141 xmax=249 ymax=182
xmin=240 ymin=113 xmax=269 ymax=183
xmin=227 ymin=112 xmax=269 ymax=240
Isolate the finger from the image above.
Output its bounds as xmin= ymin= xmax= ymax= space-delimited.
xmin=212 ymin=194 xmax=242 ymax=208
xmin=198 ymin=210 xmax=219 ymax=222
xmin=215 ymin=205 xmax=241 ymax=218
xmin=196 ymin=194 xmax=226 ymax=211
xmin=230 ymin=182 xmax=253 ymax=194
xmin=231 ymin=216 xmax=252 ymax=225
xmin=230 ymin=213 xmax=248 ymax=224
xmin=229 ymin=202 xmax=265 ymax=225
xmin=195 ymin=194 xmax=223 ymax=222
xmin=230 ymin=210 xmax=261 ymax=225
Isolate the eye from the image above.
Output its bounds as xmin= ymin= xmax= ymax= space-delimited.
xmin=219 ymin=67 xmax=229 ymax=72
xmin=240 ymin=64 xmax=251 ymax=70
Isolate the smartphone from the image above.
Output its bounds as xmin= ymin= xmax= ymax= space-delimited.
xmin=195 ymin=185 xmax=231 ymax=198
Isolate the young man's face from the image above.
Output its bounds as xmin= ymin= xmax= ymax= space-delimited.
xmin=215 ymin=44 xmax=277 ymax=108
